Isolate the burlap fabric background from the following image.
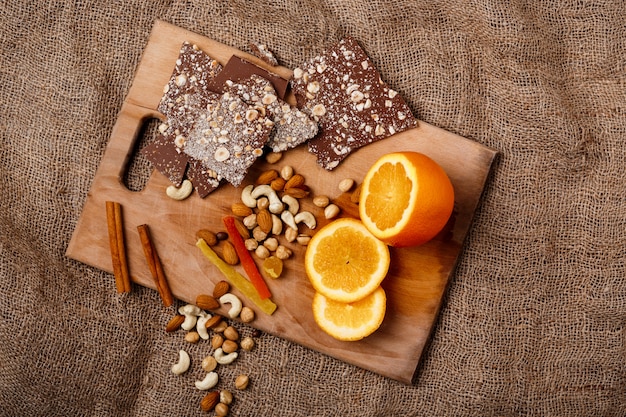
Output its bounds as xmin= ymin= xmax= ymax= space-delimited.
xmin=1 ymin=1 xmax=625 ymax=415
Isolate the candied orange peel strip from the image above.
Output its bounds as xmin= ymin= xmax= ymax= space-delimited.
xmin=196 ymin=238 xmax=277 ymax=315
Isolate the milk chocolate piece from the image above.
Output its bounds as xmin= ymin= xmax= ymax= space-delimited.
xmin=223 ymin=75 xmax=318 ymax=152
xmin=142 ymin=134 xmax=188 ymax=186
xmin=207 ymin=55 xmax=289 ymax=100
xmin=186 ymin=159 xmax=222 ymax=198
xmin=144 ymin=42 xmax=222 ymax=193
xmin=157 ymin=42 xmax=222 ymax=118
xmin=290 ymin=37 xmax=417 ymax=170
xmin=184 ymin=92 xmax=274 ymax=187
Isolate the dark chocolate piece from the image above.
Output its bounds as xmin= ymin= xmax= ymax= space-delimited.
xmin=290 ymin=37 xmax=418 ymax=170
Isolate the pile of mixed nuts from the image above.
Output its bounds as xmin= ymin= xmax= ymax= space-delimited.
xmin=167 ymin=279 xmax=259 ymax=415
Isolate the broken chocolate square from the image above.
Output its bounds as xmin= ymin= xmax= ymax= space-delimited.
xmin=144 ymin=42 xmax=222 ymax=190
xmin=207 ymin=55 xmax=289 ymax=100
xmin=223 ymin=75 xmax=318 ymax=152
xmin=142 ymin=134 xmax=189 ymax=186
xmin=290 ymin=37 xmax=418 ymax=170
xmin=183 ymin=91 xmax=274 ymax=187
xmin=157 ymin=41 xmax=222 ymax=118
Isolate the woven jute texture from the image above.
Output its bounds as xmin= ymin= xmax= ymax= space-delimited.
xmin=2 ymin=1 xmax=625 ymax=415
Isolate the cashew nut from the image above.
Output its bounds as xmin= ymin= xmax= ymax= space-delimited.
xmin=195 ymin=371 xmax=219 ymax=390
xmin=271 ymin=213 xmax=282 ymax=235
xmin=179 ymin=304 xmax=202 ymax=330
xmin=281 ymin=195 xmax=300 ymax=215
xmin=295 ymin=211 xmax=317 ymax=229
xmin=171 ymin=350 xmax=191 ymax=375
xmin=219 ymin=293 xmax=242 ymax=318
xmin=280 ymin=210 xmax=298 ymax=230
xmin=166 ymin=179 xmax=193 ymax=201
xmin=241 ymin=184 xmax=256 ymax=208
xmin=196 ymin=313 xmax=211 ymax=340
xmin=251 ymin=185 xmax=283 ymax=213
xmin=214 ymin=347 xmax=238 ymax=365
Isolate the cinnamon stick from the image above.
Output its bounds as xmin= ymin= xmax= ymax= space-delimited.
xmin=105 ymin=201 xmax=131 ymax=293
xmin=137 ymin=224 xmax=173 ymax=307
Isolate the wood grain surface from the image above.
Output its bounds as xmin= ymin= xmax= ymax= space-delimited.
xmin=66 ymin=20 xmax=497 ymax=383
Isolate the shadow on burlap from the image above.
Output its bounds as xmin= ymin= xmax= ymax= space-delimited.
xmin=1 ymin=1 xmax=625 ymax=416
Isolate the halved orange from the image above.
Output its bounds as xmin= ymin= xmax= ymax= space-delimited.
xmin=304 ymin=218 xmax=390 ymax=303
xmin=312 ymin=286 xmax=386 ymax=341
xmin=359 ymin=151 xmax=454 ymax=247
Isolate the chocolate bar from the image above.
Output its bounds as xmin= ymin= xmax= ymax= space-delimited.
xmin=290 ymin=37 xmax=418 ymax=170
xmin=223 ymin=75 xmax=318 ymax=152
xmin=183 ymin=91 xmax=274 ymax=187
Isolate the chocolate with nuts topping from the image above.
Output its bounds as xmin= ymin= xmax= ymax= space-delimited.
xmin=223 ymin=75 xmax=319 ymax=152
xmin=143 ymin=42 xmax=222 ymax=189
xmin=290 ymin=37 xmax=417 ymax=170
xmin=184 ymin=91 xmax=274 ymax=187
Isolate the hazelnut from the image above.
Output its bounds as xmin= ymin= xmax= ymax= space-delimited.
xmin=220 ymin=390 xmax=233 ymax=405
xmin=240 ymin=336 xmax=255 ymax=351
xmin=239 ymin=307 xmax=255 ymax=323
xmin=201 ymin=355 xmax=218 ymax=372
xmin=184 ymin=331 xmax=200 ymax=344
xmin=215 ymin=403 xmax=229 ymax=416
xmin=235 ymin=374 xmax=249 ymax=390
xmin=211 ymin=334 xmax=224 ymax=350
xmin=223 ymin=326 xmax=239 ymax=341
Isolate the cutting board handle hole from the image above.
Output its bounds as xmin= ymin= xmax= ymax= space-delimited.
xmin=122 ymin=117 xmax=162 ymax=192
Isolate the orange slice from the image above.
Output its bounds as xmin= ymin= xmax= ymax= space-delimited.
xmin=304 ymin=218 xmax=390 ymax=303
xmin=312 ymin=286 xmax=386 ymax=341
xmin=359 ymin=151 xmax=455 ymax=247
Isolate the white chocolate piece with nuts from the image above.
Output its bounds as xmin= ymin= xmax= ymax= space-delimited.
xmin=166 ymin=179 xmax=193 ymax=200
xmin=219 ymin=293 xmax=243 ymax=318
xmin=214 ymin=347 xmax=238 ymax=365
xmin=195 ymin=371 xmax=219 ymax=390
xmin=171 ymin=350 xmax=191 ymax=375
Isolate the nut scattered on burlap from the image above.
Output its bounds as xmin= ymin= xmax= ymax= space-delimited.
xmin=1 ymin=1 xmax=625 ymax=416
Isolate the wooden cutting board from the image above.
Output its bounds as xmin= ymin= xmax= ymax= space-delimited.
xmin=66 ymin=20 xmax=497 ymax=384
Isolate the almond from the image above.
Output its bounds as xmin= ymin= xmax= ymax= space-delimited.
xmin=256 ymin=209 xmax=273 ymax=234
xmin=165 ymin=314 xmax=185 ymax=333
xmin=221 ymin=241 xmax=239 ymax=265
xmin=204 ymin=314 xmax=223 ymax=329
xmin=231 ymin=202 xmax=253 ymax=217
xmin=196 ymin=229 xmax=217 ymax=246
xmin=232 ymin=216 xmax=250 ymax=239
xmin=284 ymin=187 xmax=309 ymax=199
xmin=284 ymin=173 xmax=305 ymax=189
xmin=270 ymin=177 xmax=286 ymax=191
xmin=196 ymin=294 xmax=220 ymax=311
xmin=256 ymin=169 xmax=279 ymax=185
xmin=213 ymin=280 xmax=230 ymax=298
xmin=200 ymin=391 xmax=220 ymax=412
